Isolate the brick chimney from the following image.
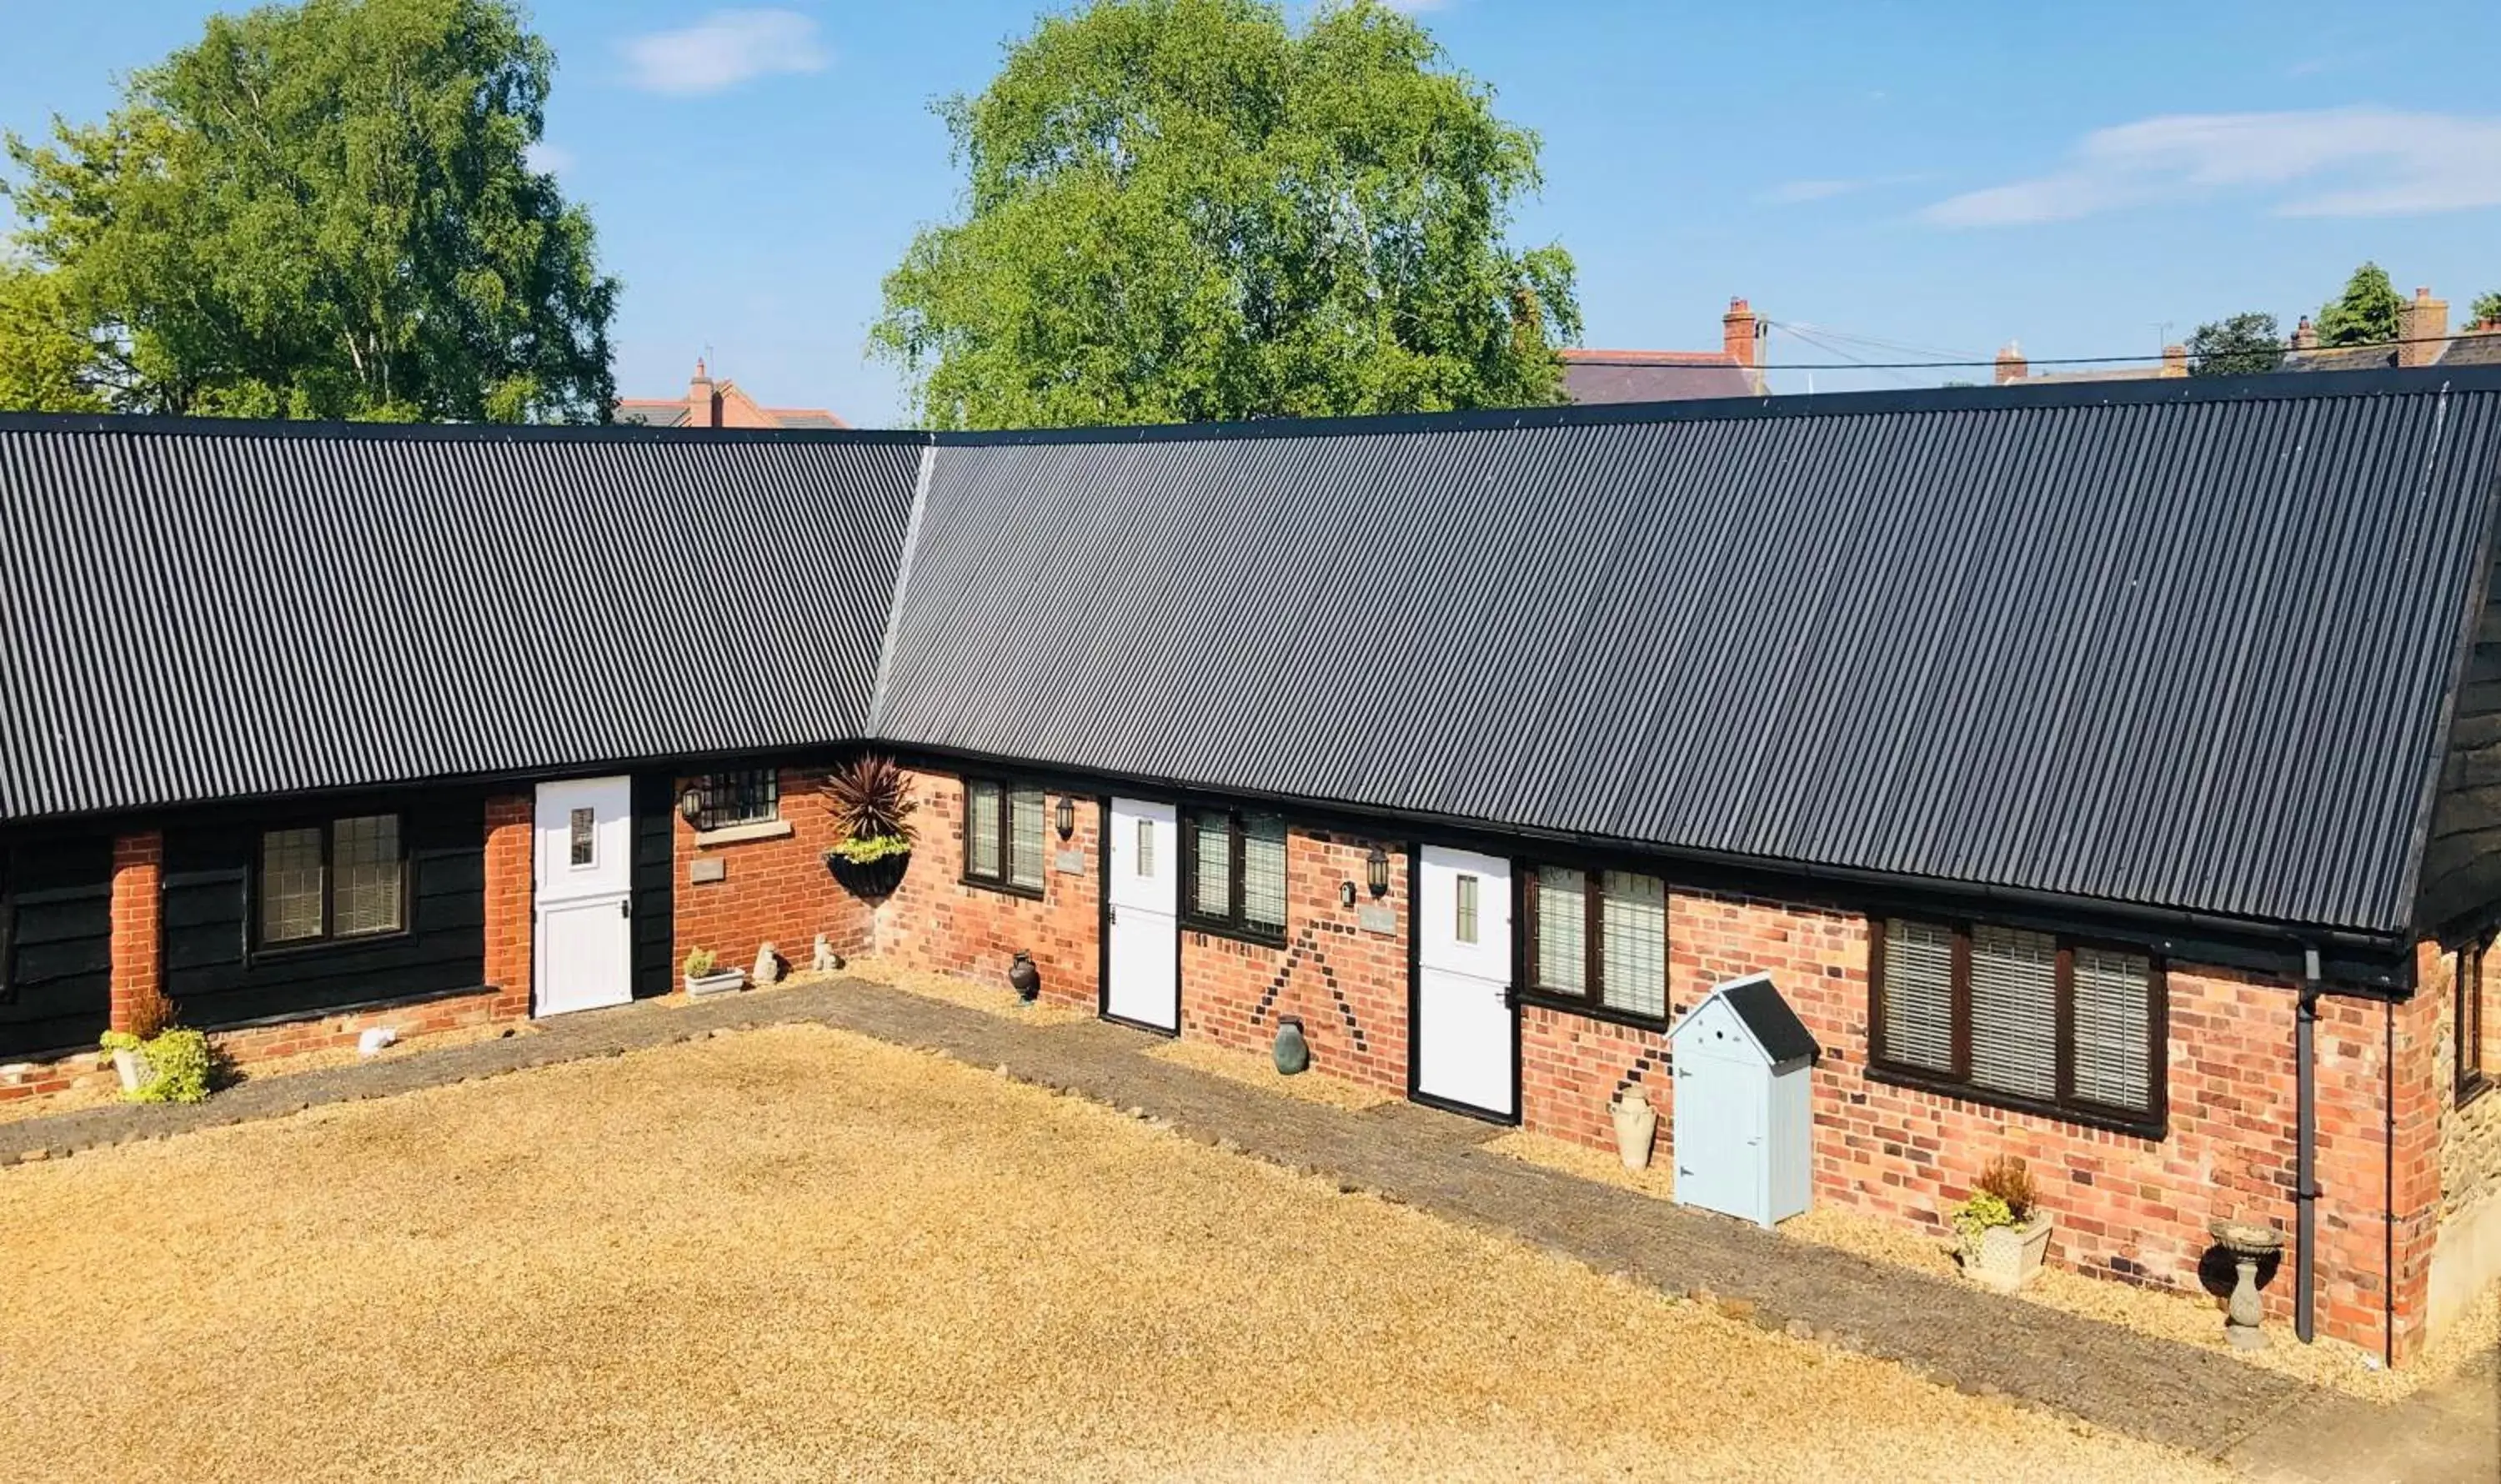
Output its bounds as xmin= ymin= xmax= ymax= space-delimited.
xmin=2401 ymin=286 xmax=2448 ymax=368
xmin=1722 ymin=297 xmax=1760 ymax=369
xmin=2290 ymin=316 xmax=2317 ymax=352
xmin=2161 ymin=343 xmax=2188 ymax=377
xmin=688 ymin=358 xmax=724 ymax=428
xmin=1993 ymin=340 xmax=2027 ymax=384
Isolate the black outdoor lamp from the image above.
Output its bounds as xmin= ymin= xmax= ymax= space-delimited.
xmin=1055 ymin=795 xmax=1077 ymax=840
xmin=677 ymin=782 xmax=707 ymax=825
xmin=1366 ymin=845 xmax=1391 ymax=898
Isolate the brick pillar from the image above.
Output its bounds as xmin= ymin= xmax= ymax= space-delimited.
xmin=484 ymin=795 xmax=534 ymax=1015
xmin=108 ymin=832 xmax=163 ymax=1031
xmin=2386 ymin=951 xmax=2448 ymax=1363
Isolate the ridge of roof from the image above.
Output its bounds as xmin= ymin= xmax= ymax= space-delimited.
xmin=7 ymin=363 xmax=2501 ymax=450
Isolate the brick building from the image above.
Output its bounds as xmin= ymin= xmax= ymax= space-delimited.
xmin=615 ymin=358 xmax=846 ymax=429
xmin=5 ymin=367 xmax=2501 ymax=1366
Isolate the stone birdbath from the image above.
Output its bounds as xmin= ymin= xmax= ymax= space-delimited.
xmin=2208 ymin=1218 xmax=2285 ymax=1350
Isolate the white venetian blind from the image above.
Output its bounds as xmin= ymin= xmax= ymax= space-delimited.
xmin=966 ymin=782 xmax=1002 ymax=879
xmin=1879 ymin=920 xmax=1956 ymax=1074
xmin=1241 ymin=816 xmax=1287 ymax=929
xmin=1190 ymin=810 xmax=1230 ymax=917
xmin=1008 ymin=789 xmax=1046 ymax=889
xmin=1599 ymin=871 xmax=1667 ymax=1017
xmin=2072 ymin=948 xmax=2155 ymax=1112
xmin=1535 ymin=867 xmax=1586 ymax=995
xmin=1968 ymin=925 xmax=2058 ymax=1101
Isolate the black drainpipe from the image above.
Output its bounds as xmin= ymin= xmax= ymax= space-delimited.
xmin=2295 ymin=946 xmax=2321 ymax=1345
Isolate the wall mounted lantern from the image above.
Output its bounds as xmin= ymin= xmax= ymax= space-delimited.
xmin=678 ymin=783 xmax=707 ymax=825
xmin=1366 ymin=845 xmax=1391 ymax=898
xmin=1339 ymin=880 xmax=1357 ymax=909
xmin=1055 ymin=795 xmax=1077 ymax=840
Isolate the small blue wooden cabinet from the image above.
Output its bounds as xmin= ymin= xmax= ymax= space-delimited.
xmin=1667 ymin=973 xmax=1819 ymax=1229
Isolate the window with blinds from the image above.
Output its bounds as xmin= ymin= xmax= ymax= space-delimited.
xmin=2458 ymin=941 xmax=2490 ymax=1105
xmin=258 ymin=813 xmax=406 ymax=948
xmin=1872 ymin=917 xmax=2163 ymax=1128
xmin=1182 ymin=809 xmax=1290 ymax=941
xmin=1526 ymin=865 xmax=1669 ymax=1021
xmin=962 ymin=780 xmax=1045 ymax=893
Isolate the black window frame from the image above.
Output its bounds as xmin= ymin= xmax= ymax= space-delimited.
xmin=960 ymin=777 xmax=1048 ymax=900
xmin=1518 ymin=864 xmax=1672 ymax=1029
xmin=2460 ymin=940 xmax=2490 ymax=1106
xmin=251 ymin=811 xmax=413 ymax=955
xmin=1868 ymin=916 xmax=2168 ymax=1138
xmin=691 ymin=769 xmax=780 ymax=831
xmin=1179 ymin=807 xmax=1288 ymax=946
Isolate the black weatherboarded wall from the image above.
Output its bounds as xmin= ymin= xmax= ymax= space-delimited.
xmin=0 ymin=835 xmax=113 ymax=1058
xmin=161 ymin=793 xmax=487 ymax=1028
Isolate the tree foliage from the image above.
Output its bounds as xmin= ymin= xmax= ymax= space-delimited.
xmin=2473 ymin=291 xmax=2501 ymax=328
xmin=3 ymin=0 xmax=615 ymax=421
xmin=2185 ymin=311 xmax=2283 ymax=377
xmin=0 ymin=258 xmax=104 ymax=412
xmin=2316 ymin=261 xmax=2405 ymax=349
xmin=872 ymin=0 xmax=1579 ymax=429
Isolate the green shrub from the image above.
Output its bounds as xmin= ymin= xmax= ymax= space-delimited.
xmin=683 ymin=948 xmax=718 ymax=978
xmin=829 ymin=830 xmax=914 ymax=865
xmin=1952 ymin=1191 xmax=2017 ymax=1247
xmin=98 ymin=1026 xmax=213 ymax=1104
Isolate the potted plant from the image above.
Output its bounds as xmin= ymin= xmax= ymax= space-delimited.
xmin=822 ymin=754 xmax=918 ymax=899
xmin=1952 ymin=1154 xmax=2054 ymax=1293
xmin=97 ymin=993 xmax=213 ymax=1105
xmin=681 ymin=948 xmax=748 ymax=997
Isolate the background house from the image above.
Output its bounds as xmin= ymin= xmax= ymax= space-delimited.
xmin=615 ymin=359 xmax=847 ymax=429
xmin=1561 ymin=298 xmax=1766 ymax=403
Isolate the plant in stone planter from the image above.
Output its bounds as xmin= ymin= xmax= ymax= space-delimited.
xmin=97 ymin=993 xmax=212 ymax=1104
xmin=821 ymin=755 xmax=918 ymax=899
xmin=681 ymin=947 xmax=748 ymax=998
xmin=1951 ymin=1155 xmax=2054 ymax=1293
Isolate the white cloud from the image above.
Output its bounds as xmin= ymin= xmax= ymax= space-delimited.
xmin=524 ymin=141 xmax=574 ymax=175
xmin=1759 ymin=173 xmax=1923 ymax=206
xmin=1923 ymin=108 xmax=2501 ymax=227
xmin=621 ymin=9 xmax=829 ymax=97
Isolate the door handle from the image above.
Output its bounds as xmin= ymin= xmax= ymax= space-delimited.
xmin=619 ymin=899 xmax=630 ymax=919
xmin=1108 ymin=906 xmax=1118 ymax=924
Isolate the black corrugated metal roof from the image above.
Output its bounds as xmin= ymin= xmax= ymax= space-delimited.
xmin=878 ymin=371 xmax=2501 ymax=938
xmin=0 ymin=420 xmax=918 ymax=820
xmin=7 ymin=371 xmax=2500 ymax=941
xmin=1673 ymin=975 xmax=1819 ymax=1066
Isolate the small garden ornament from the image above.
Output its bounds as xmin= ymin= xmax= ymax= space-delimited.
xmin=1611 ymin=1087 xmax=1658 ymax=1171
xmin=1951 ymin=1155 xmax=2054 ymax=1293
xmin=2208 ymin=1217 xmax=2285 ymax=1350
xmin=1272 ymin=1016 xmax=1310 ymax=1075
xmin=753 ymin=941 xmax=782 ymax=986
xmin=1008 ymin=950 xmax=1041 ymax=1002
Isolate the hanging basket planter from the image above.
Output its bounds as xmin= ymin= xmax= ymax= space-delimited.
xmin=824 ymin=847 xmax=911 ymax=900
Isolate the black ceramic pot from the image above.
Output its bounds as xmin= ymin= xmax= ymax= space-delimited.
xmin=1008 ymin=950 xmax=1041 ymax=1002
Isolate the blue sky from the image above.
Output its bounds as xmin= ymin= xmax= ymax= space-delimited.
xmin=3 ymin=0 xmax=2497 ymax=420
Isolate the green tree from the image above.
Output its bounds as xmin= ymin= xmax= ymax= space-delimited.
xmin=0 ymin=259 xmax=105 ymax=412
xmin=2472 ymin=291 xmax=2501 ymax=328
xmin=2185 ymin=311 xmax=2283 ymax=377
xmin=3 ymin=0 xmax=616 ymax=421
xmin=872 ymin=0 xmax=1579 ymax=429
xmin=2316 ymin=262 xmax=2405 ymax=349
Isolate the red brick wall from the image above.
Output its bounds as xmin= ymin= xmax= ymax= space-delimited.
xmin=1179 ymin=829 xmax=1409 ymax=1095
xmin=872 ymin=770 xmax=1100 ymax=1012
xmin=1511 ymin=883 xmax=2433 ymax=1361
xmin=674 ymin=766 xmax=874 ymax=980
xmin=108 ymin=832 xmax=163 ymax=1031
xmin=483 ymin=795 xmax=533 ymax=1015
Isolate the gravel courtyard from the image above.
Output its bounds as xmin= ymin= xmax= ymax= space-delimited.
xmin=0 ymin=1024 xmax=2230 ymax=1483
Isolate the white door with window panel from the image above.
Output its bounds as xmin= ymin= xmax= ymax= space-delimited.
xmin=1105 ymin=799 xmax=1180 ymax=1032
xmin=534 ymin=775 xmax=634 ymax=1017
xmin=1415 ymin=845 xmax=1516 ymax=1119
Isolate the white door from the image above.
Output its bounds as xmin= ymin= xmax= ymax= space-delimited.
xmin=1104 ymin=799 xmax=1179 ymax=1032
xmin=1676 ymin=1050 xmax=1765 ymax=1225
xmin=1415 ymin=845 xmax=1516 ymax=1119
xmin=534 ymin=775 xmax=634 ymax=1016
